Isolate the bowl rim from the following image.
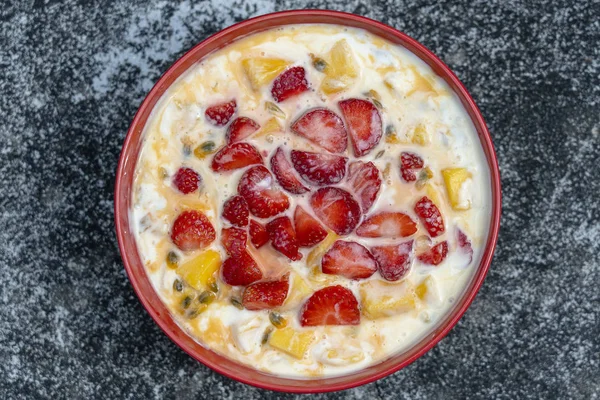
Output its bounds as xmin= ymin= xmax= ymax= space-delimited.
xmin=115 ymin=9 xmax=501 ymax=393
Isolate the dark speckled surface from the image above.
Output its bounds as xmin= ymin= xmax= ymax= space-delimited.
xmin=1 ymin=1 xmax=599 ymax=398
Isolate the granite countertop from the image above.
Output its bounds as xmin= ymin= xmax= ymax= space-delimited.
xmin=1 ymin=0 xmax=598 ymax=398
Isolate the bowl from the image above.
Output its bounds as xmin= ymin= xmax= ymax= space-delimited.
xmin=114 ymin=9 xmax=501 ymax=393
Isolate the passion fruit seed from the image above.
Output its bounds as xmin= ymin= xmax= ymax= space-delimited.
xmin=269 ymin=312 xmax=288 ymax=329
xmin=415 ymin=167 xmax=434 ymax=189
xmin=158 ymin=167 xmax=169 ymax=179
xmin=187 ymin=305 xmax=207 ymax=319
xmin=194 ymin=141 xmax=216 ymax=159
xmin=181 ymin=296 xmax=192 ymax=309
xmin=264 ymin=101 xmax=286 ymax=119
xmin=375 ymin=150 xmax=385 ymax=159
xmin=261 ymin=327 xmax=274 ymax=345
xmin=310 ymin=54 xmax=328 ymax=72
xmin=230 ymin=297 xmax=244 ymax=310
xmin=173 ymin=279 xmax=183 ymax=292
xmin=197 ymin=291 xmax=216 ymax=305
xmin=183 ymin=144 xmax=192 ymax=156
xmin=166 ymin=251 xmax=179 ymax=269
xmin=365 ymin=89 xmax=382 ymax=101
xmin=385 ymin=125 xmax=396 ymax=137
xmin=371 ymin=98 xmax=383 ymax=109
xmin=207 ymin=277 xmax=219 ymax=293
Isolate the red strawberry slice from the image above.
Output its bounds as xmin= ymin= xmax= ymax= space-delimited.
xmin=238 ymin=165 xmax=290 ymax=218
xmin=271 ymin=66 xmax=309 ymax=102
xmin=309 ymin=187 xmax=361 ymax=236
xmin=370 ymin=241 xmax=414 ymax=281
xmin=221 ymin=251 xmax=263 ymax=286
xmin=294 ymin=206 xmax=327 ymax=248
xmin=290 ymin=108 xmax=348 ymax=153
xmin=266 ymin=216 xmax=301 ymax=261
xmin=222 ymin=195 xmax=249 ymax=227
xmin=270 ymin=147 xmax=309 ymax=194
xmin=417 ymin=241 xmax=448 ymax=265
xmin=226 ymin=117 xmax=260 ymax=144
xmin=456 ymin=228 xmax=474 ymax=266
xmin=211 ymin=142 xmax=263 ymax=172
xmin=242 ymin=275 xmax=290 ymax=310
xmin=338 ymin=98 xmax=383 ymax=157
xmin=290 ymin=150 xmax=347 ymax=186
xmin=171 ymin=210 xmax=216 ymax=251
xmin=205 ymin=100 xmax=236 ymax=126
xmin=356 ymin=212 xmax=417 ymax=238
xmin=221 ymin=227 xmax=247 ymax=256
xmin=346 ymin=161 xmax=381 ymax=212
xmin=249 ymin=220 xmax=269 ymax=249
xmin=321 ymin=240 xmax=377 ymax=280
xmin=172 ymin=167 xmax=201 ymax=194
xmin=300 ymin=285 xmax=360 ymax=326
xmin=400 ymin=152 xmax=424 ymax=182
xmin=414 ymin=196 xmax=445 ymax=237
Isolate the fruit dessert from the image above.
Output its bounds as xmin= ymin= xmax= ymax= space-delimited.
xmin=131 ymin=25 xmax=491 ymax=378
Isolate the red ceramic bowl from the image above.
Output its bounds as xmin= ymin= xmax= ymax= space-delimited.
xmin=115 ymin=9 xmax=501 ymax=393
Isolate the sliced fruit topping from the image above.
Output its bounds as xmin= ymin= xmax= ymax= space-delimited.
xmin=456 ymin=228 xmax=474 ymax=265
xmin=320 ymin=39 xmax=359 ymax=95
xmin=242 ymin=276 xmax=290 ymax=311
xmin=294 ymin=206 xmax=327 ymax=248
xmin=177 ymin=249 xmax=221 ymax=290
xmin=171 ymin=210 xmax=216 ymax=251
xmin=266 ymin=216 xmax=301 ymax=261
xmin=249 ymin=220 xmax=269 ymax=249
xmin=442 ymin=168 xmax=472 ymax=210
xmin=172 ymin=167 xmax=201 ymax=194
xmin=400 ymin=152 xmax=424 ymax=182
xmin=290 ymin=108 xmax=348 ymax=153
xmin=221 ymin=251 xmax=263 ymax=286
xmin=242 ymin=58 xmax=290 ymax=90
xmin=270 ymin=147 xmax=309 ymax=194
xmin=271 ymin=66 xmax=309 ymax=103
xmin=417 ymin=241 xmax=448 ymax=266
xmin=226 ymin=117 xmax=260 ymax=144
xmin=346 ymin=161 xmax=381 ymax=212
xmin=211 ymin=142 xmax=263 ymax=172
xmin=238 ymin=165 xmax=290 ymax=218
xmin=299 ymin=285 xmax=360 ymax=326
xmin=414 ymin=196 xmax=445 ymax=237
xmin=268 ymin=326 xmax=315 ymax=359
xmin=338 ymin=98 xmax=383 ymax=157
xmin=356 ymin=212 xmax=417 ymax=238
xmin=221 ymin=227 xmax=247 ymax=256
xmin=194 ymin=141 xmax=217 ymax=159
xmin=290 ymin=150 xmax=347 ymax=186
xmin=360 ymin=280 xmax=417 ymax=319
xmin=370 ymin=241 xmax=414 ymax=281
xmin=321 ymin=240 xmax=377 ymax=280
xmin=205 ymin=100 xmax=236 ymax=126
xmin=310 ymin=187 xmax=361 ymax=236
xmin=222 ymin=195 xmax=249 ymax=227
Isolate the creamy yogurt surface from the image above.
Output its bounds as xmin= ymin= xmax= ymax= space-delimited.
xmin=130 ymin=24 xmax=491 ymax=378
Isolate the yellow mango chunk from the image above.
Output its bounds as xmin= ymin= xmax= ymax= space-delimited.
xmin=254 ymin=117 xmax=283 ymax=138
xmin=283 ymin=273 xmax=313 ymax=308
xmin=269 ymin=327 xmax=315 ymax=359
xmin=411 ymin=124 xmax=430 ymax=146
xmin=415 ymin=276 xmax=442 ymax=307
xmin=321 ymin=40 xmax=359 ymax=95
xmin=177 ymin=250 xmax=221 ymax=290
xmin=306 ymin=232 xmax=338 ymax=269
xmin=423 ymin=183 xmax=443 ymax=208
xmin=359 ymin=280 xmax=417 ymax=319
xmin=442 ymin=168 xmax=472 ymax=210
xmin=242 ymin=58 xmax=290 ymax=90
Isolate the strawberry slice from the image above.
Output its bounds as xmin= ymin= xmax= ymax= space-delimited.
xmin=266 ymin=216 xmax=301 ymax=261
xmin=346 ymin=161 xmax=381 ymax=212
xmin=294 ymin=206 xmax=327 ymax=248
xmin=356 ymin=212 xmax=417 ymax=238
xmin=271 ymin=66 xmax=309 ymax=102
xmin=221 ymin=227 xmax=247 ymax=256
xmin=226 ymin=117 xmax=260 ymax=144
xmin=222 ymin=195 xmax=249 ymax=227
xmin=414 ymin=196 xmax=445 ymax=237
xmin=456 ymin=228 xmax=474 ymax=266
xmin=270 ymin=147 xmax=309 ymax=194
xmin=321 ymin=240 xmax=377 ymax=279
xmin=238 ymin=165 xmax=290 ymax=218
xmin=205 ymin=99 xmax=236 ymax=126
xmin=417 ymin=241 xmax=448 ymax=265
xmin=300 ymin=285 xmax=360 ymax=326
xmin=290 ymin=108 xmax=348 ymax=153
xmin=211 ymin=142 xmax=263 ymax=172
xmin=221 ymin=251 xmax=263 ymax=286
xmin=338 ymin=98 xmax=383 ymax=157
xmin=370 ymin=241 xmax=414 ymax=281
xmin=249 ymin=220 xmax=269 ymax=249
xmin=170 ymin=210 xmax=216 ymax=251
xmin=309 ymin=187 xmax=361 ymax=236
xmin=172 ymin=167 xmax=201 ymax=194
xmin=242 ymin=275 xmax=290 ymax=310
xmin=290 ymin=150 xmax=347 ymax=186
xmin=400 ymin=152 xmax=424 ymax=182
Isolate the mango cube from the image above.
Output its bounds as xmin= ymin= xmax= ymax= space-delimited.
xmin=442 ymin=168 xmax=472 ymax=210
xmin=321 ymin=40 xmax=359 ymax=95
xmin=411 ymin=124 xmax=430 ymax=145
xmin=415 ymin=276 xmax=442 ymax=307
xmin=283 ymin=273 xmax=313 ymax=308
xmin=269 ymin=327 xmax=315 ymax=359
xmin=177 ymin=249 xmax=221 ymax=290
xmin=359 ymin=280 xmax=417 ymax=319
xmin=242 ymin=58 xmax=290 ymax=90
xmin=306 ymin=232 xmax=338 ymax=269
